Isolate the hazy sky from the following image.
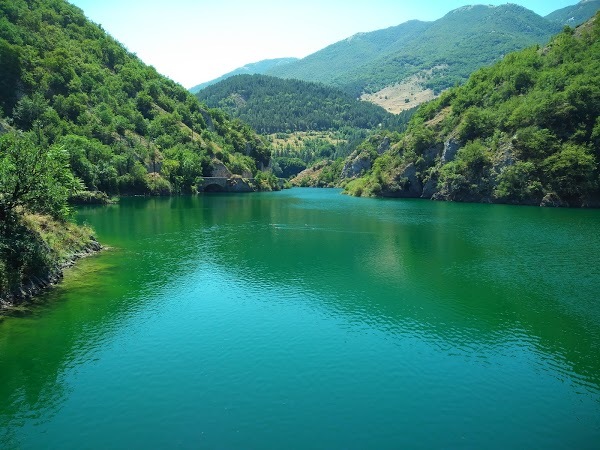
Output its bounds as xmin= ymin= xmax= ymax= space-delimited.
xmin=68 ymin=0 xmax=579 ymax=88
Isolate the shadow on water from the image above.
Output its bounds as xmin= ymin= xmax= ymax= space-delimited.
xmin=1 ymin=189 xmax=599 ymax=446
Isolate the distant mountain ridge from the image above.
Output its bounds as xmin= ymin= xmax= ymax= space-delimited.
xmin=189 ymin=57 xmax=298 ymax=93
xmin=190 ymin=1 xmax=599 ymax=112
xmin=545 ymin=0 xmax=600 ymax=25
xmin=266 ymin=3 xmax=562 ymax=96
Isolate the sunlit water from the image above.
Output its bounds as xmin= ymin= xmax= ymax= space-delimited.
xmin=1 ymin=188 xmax=599 ymax=449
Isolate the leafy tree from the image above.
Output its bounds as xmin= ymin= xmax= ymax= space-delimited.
xmin=542 ymin=144 xmax=597 ymax=201
xmin=0 ymin=131 xmax=80 ymax=224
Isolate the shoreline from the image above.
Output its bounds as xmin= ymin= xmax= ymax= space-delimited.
xmin=0 ymin=239 xmax=102 ymax=310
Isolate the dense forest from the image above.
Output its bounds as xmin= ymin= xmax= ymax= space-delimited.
xmin=0 ymin=0 xmax=274 ymax=198
xmin=342 ymin=15 xmax=600 ymax=207
xmin=196 ymin=74 xmax=403 ymax=133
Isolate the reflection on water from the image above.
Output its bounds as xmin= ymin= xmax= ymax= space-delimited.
xmin=1 ymin=189 xmax=599 ymax=449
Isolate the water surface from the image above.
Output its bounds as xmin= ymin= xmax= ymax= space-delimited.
xmin=1 ymin=188 xmax=599 ymax=448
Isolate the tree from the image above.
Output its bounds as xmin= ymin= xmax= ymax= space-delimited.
xmin=0 ymin=131 xmax=81 ymax=224
xmin=542 ymin=144 xmax=597 ymax=202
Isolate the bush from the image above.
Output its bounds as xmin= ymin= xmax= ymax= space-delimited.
xmin=493 ymin=161 xmax=543 ymax=203
xmin=542 ymin=144 xmax=597 ymax=202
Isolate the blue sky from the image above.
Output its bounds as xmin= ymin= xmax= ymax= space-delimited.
xmin=68 ymin=0 xmax=580 ymax=88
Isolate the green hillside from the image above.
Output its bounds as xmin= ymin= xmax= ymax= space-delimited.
xmin=266 ymin=20 xmax=430 ymax=89
xmin=196 ymin=74 xmax=401 ymax=133
xmin=546 ymin=0 xmax=600 ymax=25
xmin=189 ymin=57 xmax=298 ymax=93
xmin=0 ymin=0 xmax=276 ymax=301
xmin=0 ymin=0 xmax=273 ymax=198
xmin=267 ymin=4 xmax=584 ymax=97
xmin=343 ymin=14 xmax=600 ymax=207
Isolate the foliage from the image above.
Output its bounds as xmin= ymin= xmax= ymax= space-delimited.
xmin=197 ymin=74 xmax=403 ymax=133
xmin=272 ymin=157 xmax=307 ymax=178
xmin=345 ymin=14 xmax=600 ymax=206
xmin=0 ymin=131 xmax=92 ymax=299
xmin=266 ymin=4 xmax=573 ymax=96
xmin=189 ymin=57 xmax=299 ymax=93
xmin=0 ymin=0 xmax=272 ymax=197
xmin=0 ymin=131 xmax=80 ymax=222
xmin=437 ymin=141 xmax=494 ymax=200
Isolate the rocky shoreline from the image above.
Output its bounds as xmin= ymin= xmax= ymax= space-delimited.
xmin=0 ymin=239 xmax=102 ymax=310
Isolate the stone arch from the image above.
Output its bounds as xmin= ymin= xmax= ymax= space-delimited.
xmin=203 ymin=183 xmax=225 ymax=192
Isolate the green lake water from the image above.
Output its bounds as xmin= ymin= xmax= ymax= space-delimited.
xmin=1 ymin=188 xmax=600 ymax=449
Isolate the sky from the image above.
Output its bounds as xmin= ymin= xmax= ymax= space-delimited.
xmin=68 ymin=0 xmax=580 ymax=88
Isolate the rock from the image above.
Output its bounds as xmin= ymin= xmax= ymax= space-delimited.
xmin=422 ymin=144 xmax=441 ymax=164
xmin=377 ymin=137 xmax=390 ymax=154
xmin=540 ymin=193 xmax=568 ymax=207
xmin=421 ymin=176 xmax=439 ymax=199
xmin=442 ymin=138 xmax=460 ymax=163
xmin=200 ymin=111 xmax=215 ymax=132
xmin=401 ymin=163 xmax=423 ymax=197
xmin=341 ymin=152 xmax=372 ymax=179
xmin=227 ymin=176 xmax=254 ymax=192
xmin=381 ymin=163 xmax=423 ymax=197
xmin=210 ymin=159 xmax=232 ymax=178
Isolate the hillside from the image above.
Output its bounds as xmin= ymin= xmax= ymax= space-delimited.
xmin=266 ymin=20 xmax=431 ymax=89
xmin=196 ymin=74 xmax=401 ymax=133
xmin=342 ymin=14 xmax=600 ymax=207
xmin=546 ymin=0 xmax=600 ymax=25
xmin=266 ymin=2 xmax=598 ymax=106
xmin=0 ymin=0 xmax=277 ymax=302
xmin=0 ymin=0 xmax=274 ymax=198
xmin=189 ymin=57 xmax=298 ymax=93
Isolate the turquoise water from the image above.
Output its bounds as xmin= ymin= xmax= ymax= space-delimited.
xmin=1 ymin=188 xmax=599 ymax=448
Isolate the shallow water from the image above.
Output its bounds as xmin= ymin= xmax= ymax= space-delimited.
xmin=1 ymin=188 xmax=599 ymax=448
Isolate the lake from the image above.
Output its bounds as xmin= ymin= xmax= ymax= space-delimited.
xmin=1 ymin=188 xmax=599 ymax=449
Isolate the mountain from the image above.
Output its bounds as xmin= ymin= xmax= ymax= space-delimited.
xmin=196 ymin=74 xmax=400 ymax=133
xmin=341 ymin=13 xmax=600 ymax=207
xmin=265 ymin=20 xmax=431 ymax=89
xmin=268 ymin=4 xmax=561 ymax=98
xmin=0 ymin=0 xmax=275 ymax=197
xmin=265 ymin=2 xmax=599 ymax=112
xmin=545 ymin=0 xmax=600 ymax=25
xmin=188 ymin=57 xmax=298 ymax=93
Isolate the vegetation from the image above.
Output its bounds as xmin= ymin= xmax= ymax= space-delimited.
xmin=0 ymin=0 xmax=278 ymax=301
xmin=196 ymin=74 xmax=405 ymax=133
xmin=545 ymin=1 xmax=600 ymax=25
xmin=266 ymin=4 xmax=597 ymax=97
xmin=0 ymin=130 xmax=94 ymax=301
xmin=0 ymin=0 xmax=275 ymax=198
xmin=197 ymin=74 xmax=417 ymax=178
xmin=189 ymin=57 xmax=298 ymax=93
xmin=344 ymin=14 xmax=600 ymax=207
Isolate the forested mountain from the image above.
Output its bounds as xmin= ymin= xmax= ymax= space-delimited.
xmin=546 ymin=0 xmax=600 ymax=25
xmin=267 ymin=4 xmax=561 ymax=97
xmin=189 ymin=57 xmax=298 ymax=93
xmin=341 ymin=14 xmax=600 ymax=207
xmin=0 ymin=0 xmax=273 ymax=198
xmin=268 ymin=20 xmax=430 ymax=90
xmin=196 ymin=74 xmax=402 ymax=133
